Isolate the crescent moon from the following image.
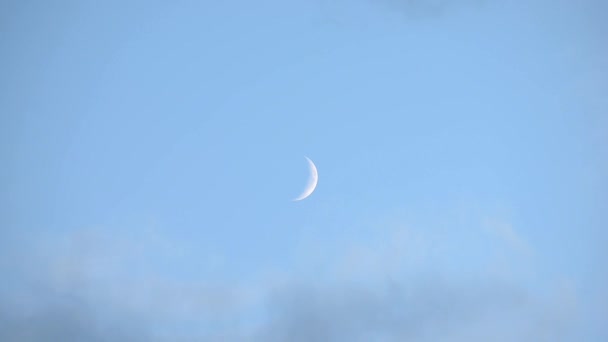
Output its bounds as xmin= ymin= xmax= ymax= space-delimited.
xmin=292 ymin=156 xmax=318 ymax=201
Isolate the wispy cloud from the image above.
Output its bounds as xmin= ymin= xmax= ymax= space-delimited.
xmin=375 ymin=0 xmax=486 ymax=18
xmin=252 ymin=212 xmax=576 ymax=341
xmin=0 ymin=211 xmax=581 ymax=341
xmin=482 ymin=217 xmax=533 ymax=257
xmin=0 ymin=227 xmax=255 ymax=341
xmin=256 ymin=277 xmax=575 ymax=342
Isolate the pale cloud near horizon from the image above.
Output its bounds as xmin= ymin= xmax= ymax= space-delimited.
xmin=0 ymin=206 xmax=584 ymax=341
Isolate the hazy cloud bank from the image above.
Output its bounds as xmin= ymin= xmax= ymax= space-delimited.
xmin=0 ymin=211 xmax=585 ymax=341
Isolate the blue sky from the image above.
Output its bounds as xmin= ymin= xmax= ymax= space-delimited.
xmin=2 ymin=0 xmax=607 ymax=340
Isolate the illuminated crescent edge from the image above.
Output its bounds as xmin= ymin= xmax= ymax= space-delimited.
xmin=292 ymin=156 xmax=318 ymax=201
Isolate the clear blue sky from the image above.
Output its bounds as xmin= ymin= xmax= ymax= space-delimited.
xmin=2 ymin=0 xmax=606 ymax=340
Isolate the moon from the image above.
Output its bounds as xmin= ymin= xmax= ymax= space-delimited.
xmin=292 ymin=156 xmax=318 ymax=201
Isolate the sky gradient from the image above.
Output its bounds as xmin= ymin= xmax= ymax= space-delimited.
xmin=2 ymin=0 xmax=607 ymax=340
